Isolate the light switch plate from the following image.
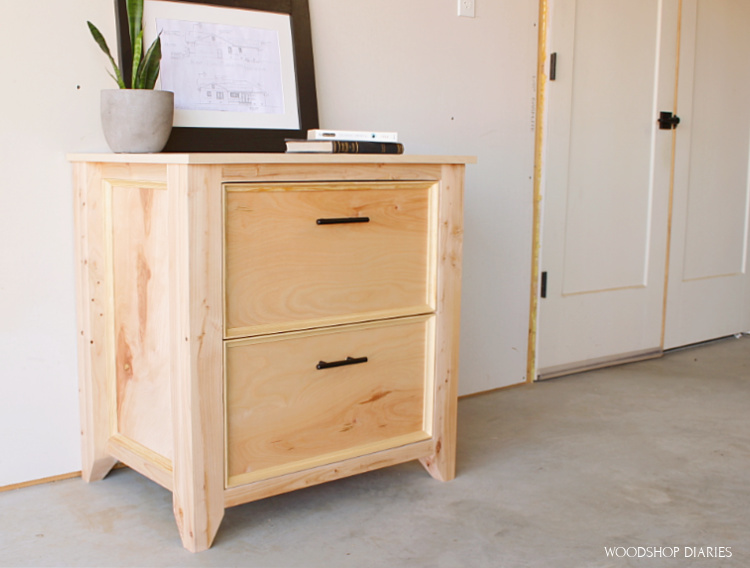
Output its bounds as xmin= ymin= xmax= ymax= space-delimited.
xmin=458 ymin=0 xmax=475 ymax=18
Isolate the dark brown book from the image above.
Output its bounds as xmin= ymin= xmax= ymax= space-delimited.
xmin=286 ymin=139 xmax=404 ymax=154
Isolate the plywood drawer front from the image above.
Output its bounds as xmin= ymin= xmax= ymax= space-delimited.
xmin=225 ymin=316 xmax=435 ymax=487
xmin=224 ymin=181 xmax=437 ymax=337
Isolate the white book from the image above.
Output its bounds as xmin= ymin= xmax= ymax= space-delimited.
xmin=307 ymin=129 xmax=399 ymax=143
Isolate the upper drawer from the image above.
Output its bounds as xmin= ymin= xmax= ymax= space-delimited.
xmin=224 ymin=181 xmax=437 ymax=337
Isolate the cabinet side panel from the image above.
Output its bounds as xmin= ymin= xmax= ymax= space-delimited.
xmin=111 ymin=181 xmax=173 ymax=461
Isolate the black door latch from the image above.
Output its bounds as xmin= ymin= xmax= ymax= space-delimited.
xmin=658 ymin=111 xmax=681 ymax=130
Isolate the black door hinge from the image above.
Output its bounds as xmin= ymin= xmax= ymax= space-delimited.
xmin=550 ymin=53 xmax=557 ymax=81
xmin=541 ymin=271 xmax=548 ymax=298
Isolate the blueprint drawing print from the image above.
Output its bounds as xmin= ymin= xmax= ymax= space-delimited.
xmin=157 ymin=18 xmax=285 ymax=114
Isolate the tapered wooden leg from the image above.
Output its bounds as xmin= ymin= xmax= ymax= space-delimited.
xmin=419 ymin=406 xmax=458 ymax=482
xmin=81 ymin=437 xmax=117 ymax=483
xmin=78 ymin=326 xmax=117 ymax=483
xmin=169 ymin=164 xmax=225 ymax=552
xmin=419 ymin=363 xmax=459 ymax=482
xmin=73 ymin=162 xmax=117 ymax=483
xmin=171 ymin=357 xmax=225 ymax=552
xmin=82 ymin=456 xmax=118 ymax=483
xmin=171 ymin=421 xmax=224 ymax=552
xmin=420 ymin=165 xmax=464 ymax=482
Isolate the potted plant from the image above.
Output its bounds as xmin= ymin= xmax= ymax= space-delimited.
xmin=88 ymin=0 xmax=173 ymax=153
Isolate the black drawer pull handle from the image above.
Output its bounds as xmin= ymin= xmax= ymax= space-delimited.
xmin=316 ymin=356 xmax=369 ymax=370
xmin=316 ymin=217 xmax=370 ymax=225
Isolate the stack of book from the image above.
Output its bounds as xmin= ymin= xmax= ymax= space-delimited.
xmin=285 ymin=129 xmax=404 ymax=154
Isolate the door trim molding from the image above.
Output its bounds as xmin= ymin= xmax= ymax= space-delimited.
xmin=527 ymin=0 xmax=549 ymax=384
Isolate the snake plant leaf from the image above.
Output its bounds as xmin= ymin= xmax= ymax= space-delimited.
xmin=87 ymin=21 xmax=126 ymax=89
xmin=137 ymin=35 xmax=162 ymax=90
xmin=131 ymin=31 xmax=144 ymax=88
xmin=87 ymin=21 xmax=112 ymax=57
xmin=106 ymin=70 xmax=120 ymax=86
xmin=126 ymin=0 xmax=144 ymax=52
xmin=87 ymin=0 xmax=161 ymax=90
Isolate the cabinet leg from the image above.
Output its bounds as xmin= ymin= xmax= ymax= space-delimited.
xmin=419 ymin=436 xmax=456 ymax=482
xmin=81 ymin=454 xmax=117 ymax=483
xmin=74 ymin=160 xmax=117 ymax=484
xmin=170 ymin=364 xmax=226 ymax=552
xmin=77 ymin=336 xmax=117 ymax=484
xmin=168 ymin=163 xmax=226 ymax=552
xmin=171 ymin=373 xmax=225 ymax=552
xmin=172 ymin=482 xmax=224 ymax=552
xmin=79 ymin=378 xmax=117 ymax=483
xmin=422 ymin=164 xmax=463 ymax=484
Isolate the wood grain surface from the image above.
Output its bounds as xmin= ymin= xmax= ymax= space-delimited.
xmin=224 ymin=182 xmax=437 ymax=337
xmin=111 ymin=181 xmax=173 ymax=460
xmin=225 ymin=316 xmax=434 ymax=486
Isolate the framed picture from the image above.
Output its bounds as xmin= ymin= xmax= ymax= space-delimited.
xmin=116 ymin=0 xmax=319 ymax=152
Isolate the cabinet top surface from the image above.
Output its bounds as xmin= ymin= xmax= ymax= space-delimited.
xmin=67 ymin=153 xmax=477 ymax=165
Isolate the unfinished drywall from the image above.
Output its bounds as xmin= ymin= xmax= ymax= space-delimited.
xmin=0 ymin=0 xmax=537 ymax=487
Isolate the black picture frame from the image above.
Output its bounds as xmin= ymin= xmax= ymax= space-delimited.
xmin=115 ymin=0 xmax=319 ymax=152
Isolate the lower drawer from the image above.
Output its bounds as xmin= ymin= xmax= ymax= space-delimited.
xmin=224 ymin=316 xmax=435 ymax=488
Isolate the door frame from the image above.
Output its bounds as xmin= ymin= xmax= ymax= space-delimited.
xmin=528 ymin=0 xmax=684 ymax=381
xmin=526 ymin=0 xmax=549 ymax=384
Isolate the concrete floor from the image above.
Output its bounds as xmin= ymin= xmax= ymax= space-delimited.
xmin=1 ymin=336 xmax=748 ymax=568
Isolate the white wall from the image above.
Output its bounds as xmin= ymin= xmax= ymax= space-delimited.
xmin=0 ymin=1 xmax=114 ymax=487
xmin=309 ymin=1 xmax=538 ymax=393
xmin=0 ymin=0 xmax=537 ymax=487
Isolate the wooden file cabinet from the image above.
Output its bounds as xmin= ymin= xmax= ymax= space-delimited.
xmin=68 ymin=153 xmax=471 ymax=552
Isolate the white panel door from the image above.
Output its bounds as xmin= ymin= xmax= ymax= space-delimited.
xmin=664 ymin=0 xmax=750 ymax=348
xmin=538 ymin=0 xmax=679 ymax=376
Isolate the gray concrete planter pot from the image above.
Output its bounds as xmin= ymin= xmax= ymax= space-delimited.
xmin=101 ymin=89 xmax=174 ymax=153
